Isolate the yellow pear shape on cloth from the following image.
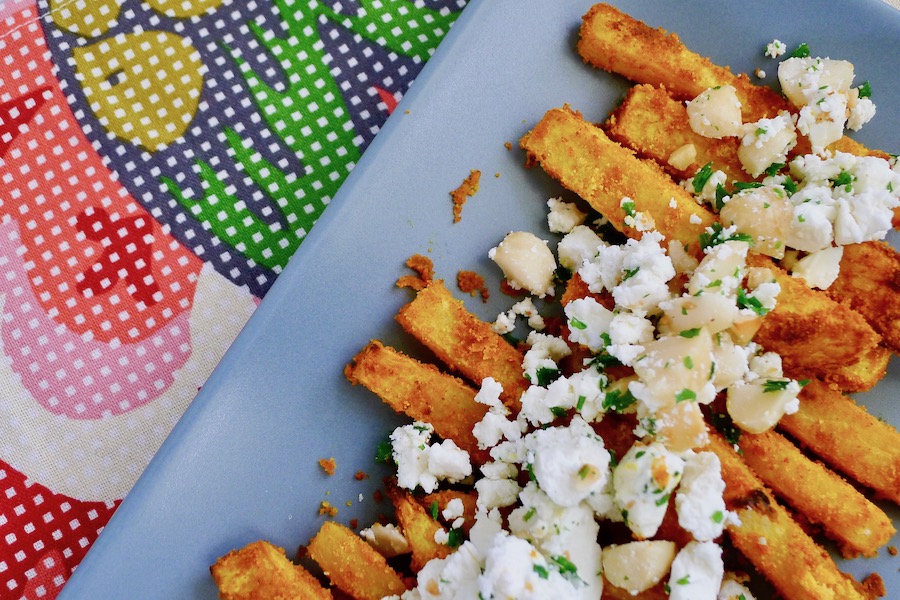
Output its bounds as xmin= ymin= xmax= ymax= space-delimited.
xmin=50 ymin=0 xmax=122 ymax=38
xmin=73 ymin=31 xmax=205 ymax=152
xmin=147 ymin=0 xmax=226 ymax=18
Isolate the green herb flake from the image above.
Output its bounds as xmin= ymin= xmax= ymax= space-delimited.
xmin=679 ymin=327 xmax=702 ymax=338
xmin=550 ymin=406 xmax=568 ymax=419
xmin=429 ymin=500 xmax=440 ymax=521
xmin=714 ymin=183 xmax=729 ymax=211
xmin=709 ymin=411 xmax=742 ymax=447
xmin=523 ymin=507 xmax=537 ymax=522
xmin=375 ymin=439 xmax=394 ymax=464
xmin=533 ymin=564 xmax=550 ymax=579
xmin=577 ymin=465 xmax=592 ymax=480
xmin=790 ymin=42 xmax=811 ymax=58
xmin=692 ymin=162 xmax=714 ymax=193
xmin=831 ymin=170 xmax=854 ymax=192
xmin=764 ymin=162 xmax=785 ymax=177
xmin=447 ymin=528 xmax=464 ymax=548
xmin=622 ymin=266 xmax=641 ymax=281
xmin=755 ymin=127 xmax=767 ymax=136
xmin=712 ymin=510 xmax=725 ymax=524
xmin=622 ymin=199 xmax=637 ymax=217
xmin=858 ymin=81 xmax=872 ymax=98
xmin=763 ymin=379 xmax=791 ymax=393
xmin=683 ymin=356 xmax=694 ymax=369
xmin=576 ymin=395 xmax=587 ymax=411
xmin=677 ymin=574 xmax=691 ymax=585
xmin=655 ymin=493 xmax=671 ymax=507
xmin=552 ymin=555 xmax=579 ymax=577
xmin=602 ymin=388 xmax=638 ymax=413
xmin=675 ymin=388 xmax=696 ymax=403
xmin=737 ymin=286 xmax=769 ymax=316
xmin=570 ymin=316 xmax=588 ymax=330
xmin=536 ymin=366 xmax=561 ymax=387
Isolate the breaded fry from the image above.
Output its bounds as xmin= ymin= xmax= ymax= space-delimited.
xmin=605 ymin=83 xmax=744 ymax=183
xmin=739 ymin=429 xmax=894 ymax=558
xmin=828 ymin=241 xmax=900 ymax=352
xmin=307 ymin=521 xmax=408 ymax=600
xmin=396 ymin=279 xmax=528 ymax=411
xmin=708 ymin=433 xmax=867 ymax=600
xmin=520 ymin=105 xmax=717 ymax=258
xmin=779 ymin=379 xmax=900 ymax=504
xmin=577 ymin=3 xmax=786 ymax=119
xmin=211 ymin=540 xmax=332 ymax=600
xmin=387 ymin=484 xmax=453 ymax=572
xmin=344 ymin=340 xmax=489 ymax=463
xmin=748 ymin=254 xmax=881 ymax=383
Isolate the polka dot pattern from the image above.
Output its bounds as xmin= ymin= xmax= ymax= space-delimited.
xmin=1 ymin=0 xmax=468 ymax=597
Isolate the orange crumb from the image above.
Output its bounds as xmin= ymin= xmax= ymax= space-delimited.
xmin=354 ymin=470 xmax=370 ymax=481
xmin=450 ymin=169 xmax=481 ymax=223
xmin=889 ymin=546 xmax=898 ymax=556
xmin=396 ymin=254 xmax=435 ymax=291
xmin=457 ymin=270 xmax=490 ymax=303
xmin=349 ymin=518 xmax=358 ymax=529
xmin=495 ymin=172 xmax=501 ymax=178
xmin=861 ymin=573 xmax=885 ymax=598
xmin=504 ymin=142 xmax=512 ymax=150
xmin=345 ymin=500 xmax=353 ymax=507
xmin=318 ymin=457 xmax=336 ymax=476
xmin=318 ymin=501 xmax=338 ymax=517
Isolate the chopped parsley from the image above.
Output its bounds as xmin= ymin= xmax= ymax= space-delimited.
xmin=755 ymin=127 xmax=767 ymax=136
xmin=712 ymin=510 xmax=725 ymax=524
xmin=831 ymin=170 xmax=854 ymax=192
xmin=714 ymin=183 xmax=729 ymax=211
xmin=569 ymin=316 xmax=588 ymax=330
xmin=699 ymin=222 xmax=754 ymax=251
xmin=375 ymin=439 xmax=394 ymax=464
xmin=675 ymin=388 xmax=696 ymax=403
xmin=683 ymin=356 xmax=694 ymax=369
xmin=709 ymin=410 xmax=742 ymax=447
xmin=737 ymin=287 xmax=769 ymax=316
xmin=429 ymin=500 xmax=440 ymax=520
xmin=655 ymin=493 xmax=671 ymax=507
xmin=535 ymin=366 xmax=561 ymax=387
xmin=789 ymin=42 xmax=811 ymax=58
xmin=765 ymin=162 xmax=785 ymax=177
xmin=858 ymin=80 xmax=872 ymax=98
xmin=679 ymin=327 xmax=702 ymax=338
xmin=622 ymin=266 xmax=641 ymax=281
xmin=676 ymin=574 xmax=691 ymax=585
xmin=447 ymin=528 xmax=464 ymax=548
xmin=692 ymin=162 xmax=715 ymax=193
xmin=602 ymin=388 xmax=637 ymax=413
xmin=577 ymin=464 xmax=593 ymax=480
xmin=550 ymin=406 xmax=568 ymax=419
xmin=733 ymin=181 xmax=764 ymax=190
xmin=576 ymin=395 xmax=587 ymax=411
xmin=533 ymin=564 xmax=550 ymax=579
xmin=621 ymin=199 xmax=636 ymax=217
xmin=762 ymin=379 xmax=792 ymax=393
xmin=523 ymin=507 xmax=537 ymax=522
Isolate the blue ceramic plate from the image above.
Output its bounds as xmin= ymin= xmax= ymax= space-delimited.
xmin=62 ymin=1 xmax=899 ymax=597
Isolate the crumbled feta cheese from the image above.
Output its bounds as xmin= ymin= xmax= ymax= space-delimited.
xmin=413 ymin=541 xmax=482 ymax=599
xmin=675 ymin=452 xmax=734 ymax=541
xmin=765 ymin=39 xmax=786 ymax=58
xmin=478 ymin=534 xmax=583 ymax=599
xmin=522 ymin=331 xmax=571 ymax=386
xmin=547 ymin=197 xmax=587 ymax=233
xmin=613 ymin=442 xmax=685 ymax=538
xmin=442 ymin=498 xmax=465 ymax=521
xmin=668 ymin=541 xmax=724 ymax=600
xmin=523 ymin=416 xmax=611 ymax=507
xmin=360 ymin=523 xmax=410 ymax=558
xmin=565 ymin=296 xmax=614 ymax=353
xmin=391 ymin=422 xmax=472 ymax=493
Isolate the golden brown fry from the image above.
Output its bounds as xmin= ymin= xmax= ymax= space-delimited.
xmin=520 ymin=105 xmax=716 ymax=258
xmin=307 ymin=521 xmax=408 ymax=600
xmin=577 ymin=3 xmax=786 ymax=119
xmin=779 ymin=379 xmax=900 ymax=504
xmin=748 ymin=254 xmax=882 ymax=383
xmin=211 ymin=540 xmax=332 ymax=600
xmin=387 ymin=484 xmax=452 ymax=572
xmin=828 ymin=241 xmax=900 ymax=352
xmin=344 ymin=340 xmax=489 ymax=463
xmin=605 ymin=83 xmax=744 ymax=183
xmin=708 ymin=433 xmax=867 ymax=600
xmin=739 ymin=429 xmax=895 ymax=558
xmin=396 ymin=279 xmax=528 ymax=411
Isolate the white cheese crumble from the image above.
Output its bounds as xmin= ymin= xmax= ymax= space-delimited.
xmin=668 ymin=541 xmax=725 ymax=600
xmin=390 ymin=422 xmax=472 ymax=493
xmin=547 ymin=197 xmax=588 ymax=233
xmin=765 ymin=39 xmax=786 ymax=58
